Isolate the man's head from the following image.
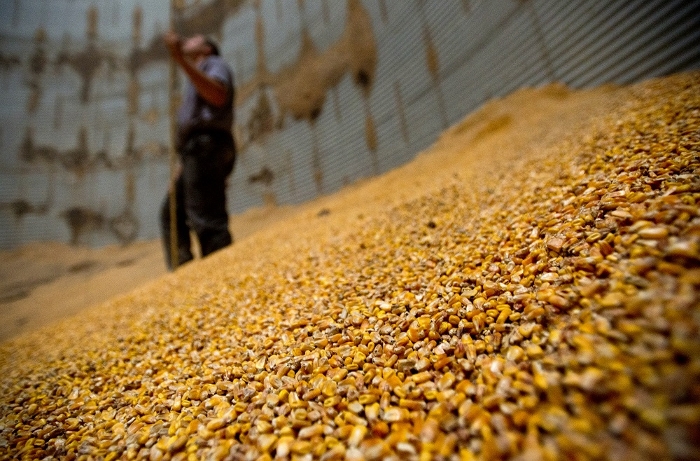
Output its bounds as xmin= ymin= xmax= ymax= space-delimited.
xmin=182 ymin=34 xmax=220 ymax=59
xmin=204 ymin=37 xmax=220 ymax=56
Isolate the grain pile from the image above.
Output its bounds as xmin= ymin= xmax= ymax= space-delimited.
xmin=1 ymin=72 xmax=699 ymax=460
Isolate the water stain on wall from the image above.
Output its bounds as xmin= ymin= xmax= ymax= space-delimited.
xmin=239 ymin=0 xmax=377 ymax=128
xmin=143 ymin=100 xmax=160 ymax=126
xmin=364 ymin=101 xmax=378 ymax=153
xmin=87 ymin=5 xmax=98 ymax=40
xmin=29 ymin=28 xmax=47 ymax=71
xmin=526 ymin=1 xmax=556 ymax=81
xmin=247 ymin=89 xmax=274 ymax=144
xmin=60 ymin=206 xmax=139 ymax=245
xmin=127 ymin=6 xmax=143 ymax=117
xmin=125 ymin=170 xmax=136 ymax=205
xmin=379 ymin=0 xmax=389 ymax=23
xmin=3 ymin=200 xmax=48 ymax=219
xmin=363 ymin=97 xmax=378 ymax=173
xmin=177 ymin=0 xmax=248 ymax=37
xmin=393 ymin=81 xmax=410 ymax=145
xmin=59 ymin=128 xmax=90 ymax=174
xmin=366 ymin=114 xmax=378 ymax=172
xmin=9 ymin=200 xmax=32 ymax=218
xmin=322 ymin=0 xmax=330 ymax=24
xmin=424 ymin=28 xmax=439 ymax=81
xmin=132 ymin=5 xmax=142 ymax=46
xmin=49 ymin=7 xmax=108 ymax=104
xmin=26 ymin=28 xmax=48 ymax=113
xmin=310 ymin=124 xmax=323 ymax=193
xmin=255 ymin=12 xmax=268 ymax=77
xmin=62 ymin=207 xmax=105 ymax=245
xmin=0 ymin=53 xmax=21 ymax=70
xmin=1 ymin=163 xmax=54 ymax=220
xmin=128 ymin=79 xmax=140 ymax=116
xmin=423 ymin=26 xmax=448 ymax=129
xmin=248 ymin=166 xmax=274 ymax=185
xmin=64 ymin=43 xmax=104 ymax=104
xmin=127 ymin=32 xmax=168 ymax=77
xmin=20 ymin=128 xmax=68 ymax=164
xmin=110 ymin=209 xmax=139 ymax=243
xmin=20 ymin=124 xmax=162 ymax=175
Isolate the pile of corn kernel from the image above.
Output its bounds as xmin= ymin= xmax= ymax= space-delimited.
xmin=1 ymin=72 xmax=699 ymax=460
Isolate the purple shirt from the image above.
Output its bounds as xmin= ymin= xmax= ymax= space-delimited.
xmin=177 ymin=55 xmax=234 ymax=142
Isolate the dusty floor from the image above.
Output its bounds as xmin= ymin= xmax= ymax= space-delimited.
xmin=0 ymin=80 xmax=622 ymax=343
xmin=0 ymin=204 xmax=303 ymax=342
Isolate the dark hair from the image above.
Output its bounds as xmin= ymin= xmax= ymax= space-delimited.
xmin=204 ymin=37 xmax=220 ymax=56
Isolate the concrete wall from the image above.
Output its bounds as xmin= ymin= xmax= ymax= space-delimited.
xmin=1 ymin=0 xmax=699 ymax=249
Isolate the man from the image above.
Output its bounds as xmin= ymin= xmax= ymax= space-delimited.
xmin=161 ymin=33 xmax=236 ymax=270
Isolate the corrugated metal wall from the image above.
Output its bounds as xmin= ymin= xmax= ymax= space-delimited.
xmin=1 ymin=0 xmax=699 ymax=249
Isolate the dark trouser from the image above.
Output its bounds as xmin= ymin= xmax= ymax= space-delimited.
xmin=160 ymin=130 xmax=235 ymax=270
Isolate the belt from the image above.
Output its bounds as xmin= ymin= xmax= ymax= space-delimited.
xmin=186 ymin=128 xmax=231 ymax=139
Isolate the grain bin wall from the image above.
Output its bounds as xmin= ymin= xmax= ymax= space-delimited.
xmin=1 ymin=0 xmax=699 ymax=249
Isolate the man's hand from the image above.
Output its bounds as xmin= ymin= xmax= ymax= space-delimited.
xmin=164 ymin=32 xmax=229 ymax=108
xmin=164 ymin=31 xmax=183 ymax=62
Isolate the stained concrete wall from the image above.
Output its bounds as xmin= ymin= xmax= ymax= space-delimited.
xmin=1 ymin=0 xmax=699 ymax=249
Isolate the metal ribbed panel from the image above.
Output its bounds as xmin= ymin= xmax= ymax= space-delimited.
xmin=1 ymin=0 xmax=699 ymax=249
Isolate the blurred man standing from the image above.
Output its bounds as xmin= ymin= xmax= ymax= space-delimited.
xmin=161 ymin=32 xmax=236 ymax=269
